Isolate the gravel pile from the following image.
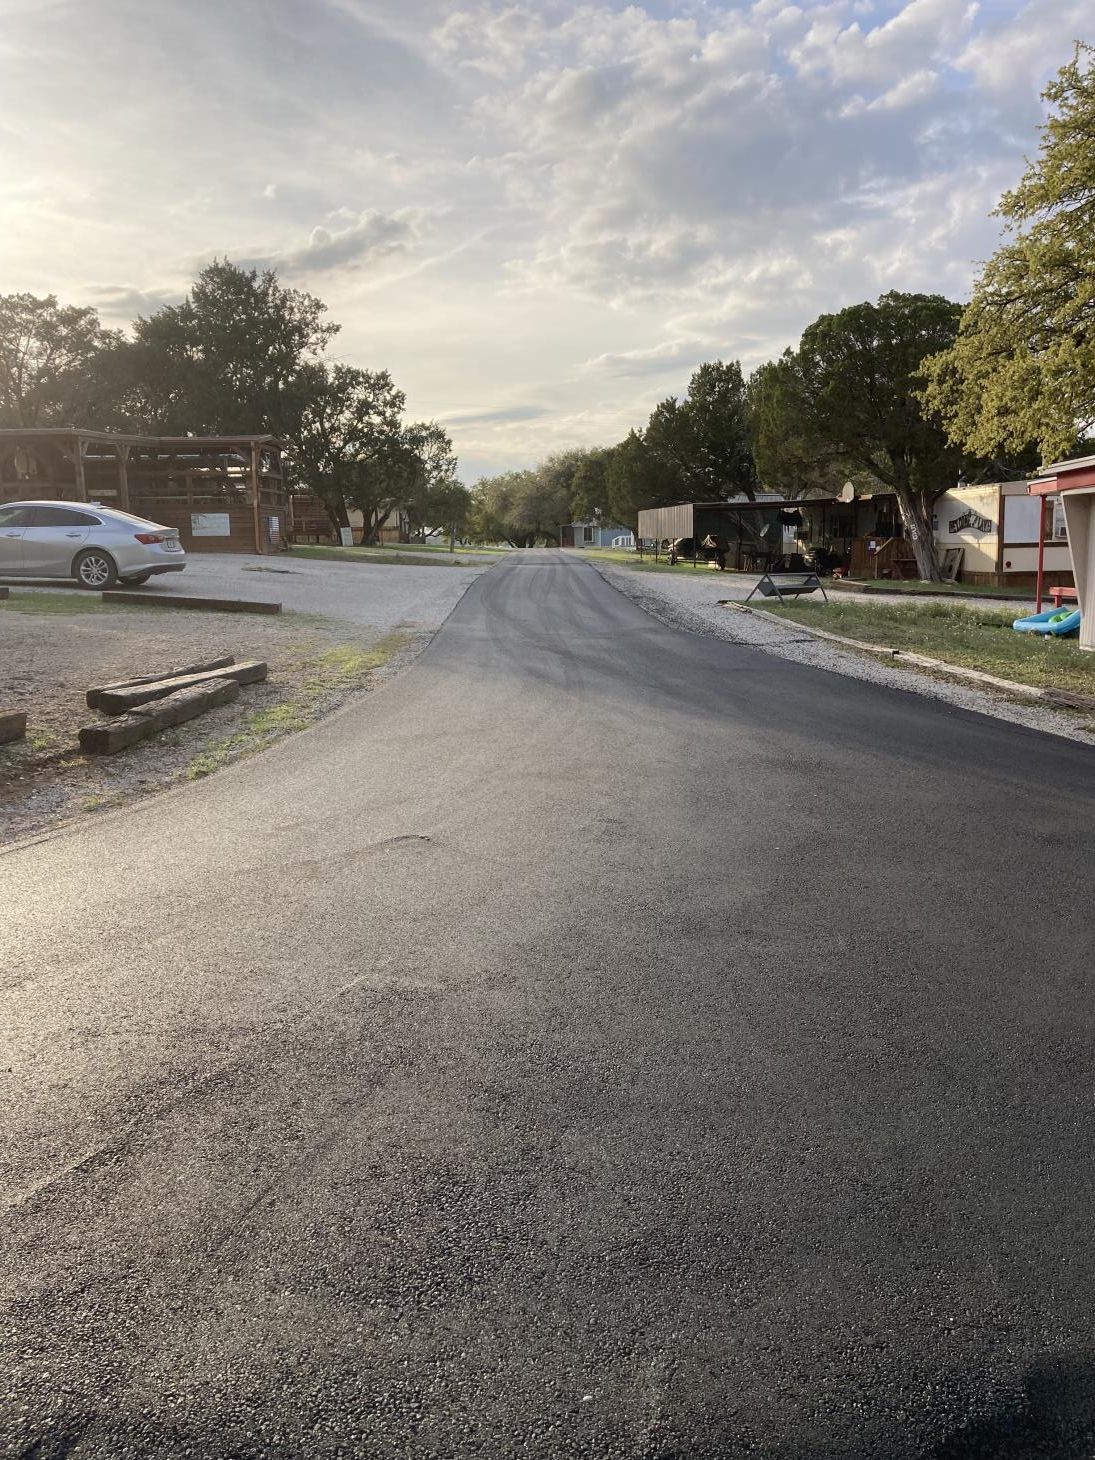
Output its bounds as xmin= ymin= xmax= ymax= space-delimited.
xmin=596 ymin=562 xmax=1095 ymax=748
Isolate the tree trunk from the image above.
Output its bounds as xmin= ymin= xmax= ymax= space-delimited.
xmin=366 ymin=506 xmax=393 ymax=546
xmin=895 ymin=489 xmax=942 ymax=581
xmin=324 ymin=495 xmax=350 ymax=537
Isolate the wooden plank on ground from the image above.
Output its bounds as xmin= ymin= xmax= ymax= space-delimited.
xmin=96 ymin=660 xmax=267 ymax=715
xmin=87 ymin=655 xmax=235 ymax=709
xmin=102 ymin=591 xmax=281 ymax=615
xmin=0 ymin=710 xmax=27 ymax=744
xmin=79 ymin=679 xmax=240 ymax=755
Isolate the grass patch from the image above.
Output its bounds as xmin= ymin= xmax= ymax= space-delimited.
xmin=760 ymin=599 xmax=1095 ymax=696
xmin=833 ymin=578 xmax=1033 ymax=600
xmin=0 ymin=590 xmax=114 ymax=615
xmin=579 ymin=547 xmax=702 ymax=575
xmin=183 ymin=633 xmax=410 ymax=780
xmin=369 ymin=540 xmax=508 ymax=556
xmin=290 ymin=545 xmax=483 ymax=569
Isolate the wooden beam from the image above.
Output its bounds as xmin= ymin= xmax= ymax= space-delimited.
xmin=79 ymin=680 xmax=240 ymax=755
xmin=86 ymin=654 xmax=235 ymax=709
xmin=0 ymin=710 xmax=27 ymax=744
xmin=250 ymin=439 xmax=262 ymax=553
xmin=102 ymin=590 xmax=281 ymax=614
xmin=96 ymin=660 xmax=267 ymax=715
xmin=115 ymin=443 xmax=130 ymax=511
xmin=73 ymin=436 xmax=88 ymax=502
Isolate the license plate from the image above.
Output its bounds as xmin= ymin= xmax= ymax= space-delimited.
xmin=162 ymin=538 xmax=182 ymax=552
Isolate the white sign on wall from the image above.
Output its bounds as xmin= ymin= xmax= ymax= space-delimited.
xmin=268 ymin=515 xmax=281 ymax=541
xmin=191 ymin=512 xmax=231 ymax=537
xmin=1003 ymin=496 xmax=1040 ymax=544
xmin=339 ymin=527 xmax=354 ymax=547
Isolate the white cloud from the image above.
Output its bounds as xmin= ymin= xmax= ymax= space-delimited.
xmin=580 ymin=338 xmax=714 ymax=377
xmin=241 ymin=208 xmax=434 ymax=276
xmin=0 ymin=0 xmax=1084 ymax=474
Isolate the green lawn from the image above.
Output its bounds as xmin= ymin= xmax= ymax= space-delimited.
xmin=832 ymin=578 xmax=1033 ymax=600
xmin=289 ymin=544 xmax=486 ymax=569
xmin=580 ymin=547 xmax=722 ymax=575
xmin=759 ymin=599 xmax=1095 ymax=697
xmin=0 ymin=590 xmax=116 ymax=614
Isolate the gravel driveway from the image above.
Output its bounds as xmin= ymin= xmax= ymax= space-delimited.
xmin=103 ymin=550 xmax=490 ymax=630
xmin=597 ymin=562 xmax=1095 ymax=747
xmin=1 ymin=554 xmax=493 ymax=843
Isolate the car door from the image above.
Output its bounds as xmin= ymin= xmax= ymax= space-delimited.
xmin=0 ymin=504 xmax=34 ymax=574
xmin=21 ymin=505 xmax=94 ymax=577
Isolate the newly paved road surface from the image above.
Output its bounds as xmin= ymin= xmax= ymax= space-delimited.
xmin=3 ymin=552 xmax=1094 ymax=1459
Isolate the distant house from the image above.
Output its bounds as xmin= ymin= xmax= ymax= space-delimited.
xmin=561 ymin=519 xmax=634 ymax=548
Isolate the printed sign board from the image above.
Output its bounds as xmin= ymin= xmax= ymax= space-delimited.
xmin=947 ymin=510 xmax=993 ymax=535
xmin=191 ymin=512 xmax=231 ymax=537
xmin=268 ymin=515 xmax=280 ymax=542
xmin=339 ymin=527 xmax=354 ymax=547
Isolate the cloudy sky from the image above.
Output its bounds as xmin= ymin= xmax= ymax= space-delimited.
xmin=0 ymin=0 xmax=1087 ymax=479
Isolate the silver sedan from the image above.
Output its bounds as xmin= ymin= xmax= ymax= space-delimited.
xmin=0 ymin=500 xmax=186 ymax=588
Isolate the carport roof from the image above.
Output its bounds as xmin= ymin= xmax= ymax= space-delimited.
xmin=0 ymin=428 xmax=285 ymax=449
xmin=1028 ymin=455 xmax=1095 ymax=495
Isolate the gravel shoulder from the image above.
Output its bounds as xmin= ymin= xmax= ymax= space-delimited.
xmin=1 ymin=557 xmax=491 ymax=843
xmin=596 ymin=562 xmax=1095 ymax=748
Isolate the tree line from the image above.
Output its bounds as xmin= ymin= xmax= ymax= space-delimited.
xmin=472 ymin=42 xmax=1094 ymax=578
xmin=2 ymin=43 xmax=1091 ymax=575
xmin=0 ymin=261 xmax=470 ymax=546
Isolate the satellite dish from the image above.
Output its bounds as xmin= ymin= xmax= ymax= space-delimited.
xmin=839 ymin=481 xmax=856 ymax=503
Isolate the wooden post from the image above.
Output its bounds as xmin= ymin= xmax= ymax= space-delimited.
xmin=115 ymin=444 xmax=130 ymax=511
xmin=73 ymin=435 xmax=88 ymax=502
xmin=1035 ymin=495 xmax=1047 ymax=613
xmin=249 ymin=440 xmax=262 ymax=554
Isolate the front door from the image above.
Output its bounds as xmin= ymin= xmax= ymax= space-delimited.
xmin=0 ymin=504 xmax=33 ymax=574
xmin=21 ymin=504 xmax=93 ymax=576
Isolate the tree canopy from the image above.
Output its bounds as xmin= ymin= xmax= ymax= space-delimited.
xmin=771 ymin=292 xmax=965 ymax=578
xmin=920 ymin=43 xmax=1095 ymax=461
xmin=125 ymin=260 xmax=338 ymax=437
xmin=645 ymin=361 xmax=755 ymax=501
xmin=0 ymin=293 xmax=122 ymax=429
xmin=292 ymin=363 xmax=406 ymax=533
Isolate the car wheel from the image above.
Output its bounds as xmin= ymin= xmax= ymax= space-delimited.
xmin=122 ymin=572 xmax=152 ymax=585
xmin=74 ymin=549 xmax=118 ymax=590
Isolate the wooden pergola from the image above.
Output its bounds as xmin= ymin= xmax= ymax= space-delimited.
xmin=0 ymin=428 xmax=288 ymax=554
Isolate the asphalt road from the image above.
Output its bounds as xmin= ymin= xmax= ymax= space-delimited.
xmin=3 ymin=552 xmax=1095 ymax=1459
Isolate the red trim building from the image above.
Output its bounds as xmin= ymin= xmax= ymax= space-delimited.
xmin=1028 ymin=454 xmax=1095 ymax=650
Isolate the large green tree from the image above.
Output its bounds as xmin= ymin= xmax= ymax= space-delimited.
xmin=292 ymin=363 xmax=405 ymax=533
xmin=645 ymin=360 xmax=756 ymax=500
xmin=402 ymin=420 xmax=461 ymax=540
xmin=426 ymin=477 xmax=472 ymax=551
xmin=126 ymin=259 xmax=338 ymax=437
xmin=568 ymin=447 xmax=614 ymax=521
xmin=603 ymin=430 xmax=684 ymax=536
xmin=0 ymin=293 xmax=123 ymax=428
xmin=921 ymin=44 xmax=1095 ymax=461
xmin=748 ymin=356 xmax=868 ymax=498
xmin=784 ymin=292 xmax=964 ymax=579
xmin=469 ymin=466 xmax=571 ymax=546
